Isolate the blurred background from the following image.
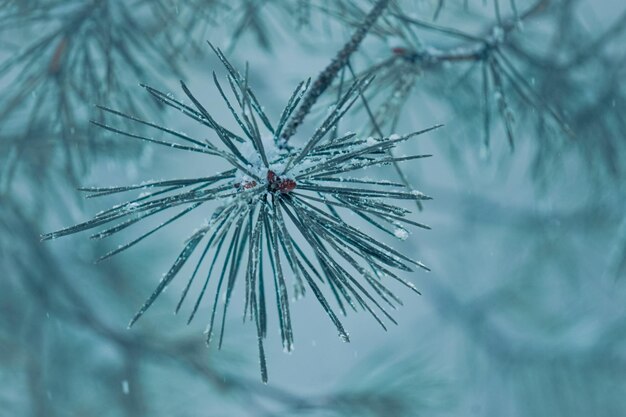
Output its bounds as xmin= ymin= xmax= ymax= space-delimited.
xmin=1 ymin=0 xmax=625 ymax=416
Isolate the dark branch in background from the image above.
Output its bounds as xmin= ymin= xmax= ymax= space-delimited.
xmin=145 ymin=0 xmax=325 ymax=61
xmin=329 ymin=0 xmax=626 ymax=181
xmin=0 ymin=0 xmax=183 ymax=188
xmin=389 ymin=0 xmax=571 ymax=151
xmin=280 ymin=0 xmax=390 ymax=145
xmin=392 ymin=0 xmax=549 ymax=63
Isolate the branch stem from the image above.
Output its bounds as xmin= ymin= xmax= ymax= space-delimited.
xmin=280 ymin=0 xmax=390 ymax=144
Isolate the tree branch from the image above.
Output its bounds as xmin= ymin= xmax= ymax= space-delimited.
xmin=280 ymin=0 xmax=390 ymax=145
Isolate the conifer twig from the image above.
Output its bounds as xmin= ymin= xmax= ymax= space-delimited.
xmin=280 ymin=0 xmax=390 ymax=144
xmin=42 ymin=45 xmax=438 ymax=382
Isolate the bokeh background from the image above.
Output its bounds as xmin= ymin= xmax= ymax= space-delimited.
xmin=1 ymin=0 xmax=625 ymax=416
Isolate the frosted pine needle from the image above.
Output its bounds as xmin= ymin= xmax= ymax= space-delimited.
xmin=42 ymin=44 xmax=439 ymax=382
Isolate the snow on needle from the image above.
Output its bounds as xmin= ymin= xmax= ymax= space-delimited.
xmin=42 ymin=44 xmax=439 ymax=382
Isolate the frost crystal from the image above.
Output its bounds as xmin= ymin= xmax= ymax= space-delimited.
xmin=394 ymin=228 xmax=409 ymax=240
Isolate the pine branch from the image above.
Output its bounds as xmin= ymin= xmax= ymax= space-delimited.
xmin=42 ymin=45 xmax=437 ymax=382
xmin=280 ymin=0 xmax=390 ymax=145
xmin=346 ymin=0 xmax=571 ymax=152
